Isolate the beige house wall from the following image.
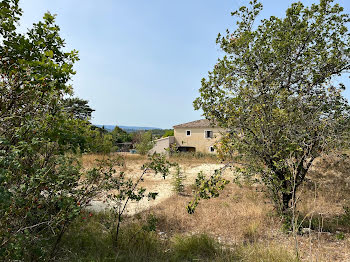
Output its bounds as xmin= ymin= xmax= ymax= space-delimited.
xmin=174 ymin=127 xmax=225 ymax=153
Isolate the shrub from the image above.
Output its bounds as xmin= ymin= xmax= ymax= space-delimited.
xmin=172 ymin=166 xmax=186 ymax=195
xmin=142 ymin=213 xmax=159 ymax=232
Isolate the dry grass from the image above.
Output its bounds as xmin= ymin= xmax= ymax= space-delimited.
xmin=81 ymin=152 xmax=350 ymax=261
xmin=81 ymin=152 xmax=147 ymax=169
xmin=168 ymin=152 xmax=220 ymax=165
xmin=146 ymin=184 xmax=277 ymax=243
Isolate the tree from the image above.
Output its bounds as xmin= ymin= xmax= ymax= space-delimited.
xmin=162 ymin=129 xmax=174 ymax=138
xmin=135 ymin=131 xmax=154 ymax=155
xmin=97 ymin=154 xmax=176 ymax=248
xmin=87 ymin=129 xmax=114 ymax=153
xmin=0 ymin=1 xmax=96 ymax=259
xmin=0 ymin=1 xmax=176 ymax=260
xmin=111 ymin=125 xmax=132 ymax=144
xmin=193 ymin=0 xmax=350 ymax=216
xmin=62 ymin=97 xmax=95 ymax=121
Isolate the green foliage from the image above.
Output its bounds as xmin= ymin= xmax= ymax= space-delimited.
xmin=0 ymin=1 xmax=117 ymax=259
xmin=142 ymin=213 xmax=159 ymax=232
xmin=62 ymin=97 xmax=95 ymax=121
xmin=135 ymin=131 xmax=154 ymax=155
xmin=87 ymin=129 xmax=114 ymax=153
xmin=162 ymin=129 xmax=174 ymax=138
xmin=147 ymin=128 xmax=173 ymax=139
xmin=96 ymin=154 xmax=176 ymax=247
xmin=344 ymin=205 xmax=350 ymax=220
xmin=187 ymin=170 xmax=230 ymax=214
xmin=172 ymin=166 xmax=186 ymax=195
xmin=336 ymin=232 xmax=345 ymax=240
xmin=59 ymin=212 xmax=117 ymax=261
xmin=111 ymin=125 xmax=132 ymax=144
xmin=193 ymin=0 xmax=350 ymax=215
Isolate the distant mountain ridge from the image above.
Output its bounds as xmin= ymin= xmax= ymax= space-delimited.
xmin=95 ymin=125 xmax=161 ymax=132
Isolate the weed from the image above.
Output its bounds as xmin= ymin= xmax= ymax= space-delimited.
xmin=336 ymin=232 xmax=345 ymax=240
xmin=243 ymin=222 xmax=261 ymax=243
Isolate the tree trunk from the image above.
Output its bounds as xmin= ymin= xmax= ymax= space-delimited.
xmin=282 ymin=192 xmax=292 ymax=213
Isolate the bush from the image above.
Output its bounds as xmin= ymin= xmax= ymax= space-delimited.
xmin=142 ymin=213 xmax=159 ymax=232
xmin=172 ymin=166 xmax=186 ymax=195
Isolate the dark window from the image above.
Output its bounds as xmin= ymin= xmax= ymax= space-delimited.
xmin=186 ymin=130 xmax=191 ymax=136
xmin=210 ymin=146 xmax=215 ymax=152
xmin=205 ymin=130 xmax=213 ymax=138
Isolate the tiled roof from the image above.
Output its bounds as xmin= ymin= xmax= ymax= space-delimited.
xmin=173 ymin=119 xmax=218 ymax=128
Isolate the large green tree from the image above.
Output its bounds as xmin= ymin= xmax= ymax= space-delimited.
xmin=62 ymin=97 xmax=95 ymax=121
xmin=0 ymin=0 xmax=95 ymax=259
xmin=0 ymin=1 xmax=177 ymax=260
xmin=193 ymin=0 xmax=350 ymax=215
xmin=111 ymin=125 xmax=132 ymax=144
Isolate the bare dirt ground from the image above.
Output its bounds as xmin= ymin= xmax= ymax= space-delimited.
xmin=82 ymin=153 xmax=350 ymax=261
xmin=87 ymin=156 xmax=225 ymax=215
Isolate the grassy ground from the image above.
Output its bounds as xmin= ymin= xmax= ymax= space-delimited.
xmin=73 ymin=152 xmax=350 ymax=261
xmin=57 ymin=212 xmax=297 ymax=262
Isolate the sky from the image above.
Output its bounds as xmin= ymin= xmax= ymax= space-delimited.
xmin=19 ymin=0 xmax=350 ymax=129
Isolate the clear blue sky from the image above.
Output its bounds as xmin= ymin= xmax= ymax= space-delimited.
xmin=19 ymin=0 xmax=350 ymax=128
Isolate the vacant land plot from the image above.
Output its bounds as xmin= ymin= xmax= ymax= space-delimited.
xmin=81 ymin=153 xmax=350 ymax=261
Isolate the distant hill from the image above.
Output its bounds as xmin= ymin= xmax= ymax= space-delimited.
xmin=95 ymin=125 xmax=161 ymax=133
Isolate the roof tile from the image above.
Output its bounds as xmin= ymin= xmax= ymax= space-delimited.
xmin=173 ymin=119 xmax=218 ymax=128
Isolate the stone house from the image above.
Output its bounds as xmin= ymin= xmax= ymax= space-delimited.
xmin=149 ymin=119 xmax=225 ymax=154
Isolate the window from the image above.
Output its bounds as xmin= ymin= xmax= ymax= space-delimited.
xmin=186 ymin=130 xmax=191 ymax=136
xmin=205 ymin=130 xmax=213 ymax=138
xmin=209 ymin=146 xmax=215 ymax=152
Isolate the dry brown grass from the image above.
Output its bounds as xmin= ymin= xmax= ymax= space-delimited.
xmin=81 ymin=152 xmax=147 ymax=168
xmin=82 ymin=152 xmax=350 ymax=261
xmin=146 ymin=184 xmax=277 ymax=244
xmin=168 ymin=152 xmax=220 ymax=165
